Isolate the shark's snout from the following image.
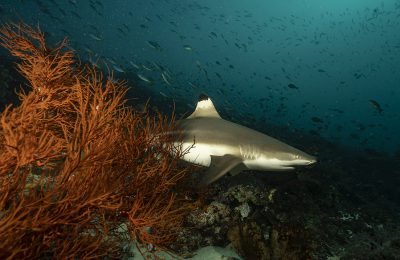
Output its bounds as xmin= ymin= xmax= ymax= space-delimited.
xmin=290 ymin=152 xmax=317 ymax=166
xmin=300 ymin=155 xmax=317 ymax=167
xmin=307 ymin=156 xmax=317 ymax=165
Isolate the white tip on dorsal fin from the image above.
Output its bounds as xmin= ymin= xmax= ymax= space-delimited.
xmin=187 ymin=94 xmax=221 ymax=119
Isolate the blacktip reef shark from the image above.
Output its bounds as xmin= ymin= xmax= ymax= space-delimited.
xmin=173 ymin=94 xmax=317 ymax=187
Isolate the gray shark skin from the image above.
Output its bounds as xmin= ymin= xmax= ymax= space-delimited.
xmin=174 ymin=94 xmax=317 ymax=187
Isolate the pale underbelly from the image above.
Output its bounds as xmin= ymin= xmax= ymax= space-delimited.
xmin=179 ymin=142 xmax=232 ymax=167
xmin=176 ymin=142 xmax=294 ymax=171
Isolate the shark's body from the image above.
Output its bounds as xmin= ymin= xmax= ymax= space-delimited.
xmin=175 ymin=94 xmax=316 ymax=187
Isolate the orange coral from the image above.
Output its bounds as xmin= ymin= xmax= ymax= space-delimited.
xmin=0 ymin=23 xmax=195 ymax=259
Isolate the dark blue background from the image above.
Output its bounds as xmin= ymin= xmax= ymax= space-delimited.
xmin=1 ymin=0 xmax=399 ymax=154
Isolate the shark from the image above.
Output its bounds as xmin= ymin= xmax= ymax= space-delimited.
xmin=172 ymin=94 xmax=317 ymax=187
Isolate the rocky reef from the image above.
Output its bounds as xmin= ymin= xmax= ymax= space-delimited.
xmin=174 ymin=141 xmax=400 ymax=259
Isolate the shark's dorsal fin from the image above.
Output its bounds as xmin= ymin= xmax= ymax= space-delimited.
xmin=187 ymin=94 xmax=221 ymax=119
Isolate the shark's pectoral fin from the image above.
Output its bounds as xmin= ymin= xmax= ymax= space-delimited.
xmin=199 ymin=155 xmax=244 ymax=187
xmin=228 ymin=163 xmax=248 ymax=176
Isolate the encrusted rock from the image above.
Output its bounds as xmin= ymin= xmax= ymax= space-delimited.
xmin=235 ymin=203 xmax=251 ymax=219
xmin=187 ymin=201 xmax=231 ymax=227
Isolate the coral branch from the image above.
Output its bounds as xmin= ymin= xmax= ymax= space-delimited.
xmin=0 ymin=23 xmax=194 ymax=259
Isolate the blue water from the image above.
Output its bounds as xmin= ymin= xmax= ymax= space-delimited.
xmin=1 ymin=0 xmax=399 ymax=154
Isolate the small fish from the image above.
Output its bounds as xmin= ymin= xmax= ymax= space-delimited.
xmin=163 ymin=69 xmax=172 ymax=78
xmin=318 ymin=69 xmax=326 ymax=73
xmin=95 ymin=1 xmax=104 ymax=8
xmin=183 ymin=45 xmax=193 ymax=51
xmin=137 ymin=74 xmax=152 ymax=84
xmin=146 ymin=40 xmax=161 ymax=50
xmin=159 ymin=91 xmax=168 ymax=98
xmin=354 ymin=73 xmax=365 ymax=79
xmin=329 ymin=108 xmax=344 ymax=114
xmin=88 ymin=33 xmax=102 ymax=41
xmin=122 ymin=23 xmax=130 ymax=31
xmin=368 ymin=99 xmax=383 ymax=114
xmin=188 ymin=81 xmax=198 ymax=89
xmin=83 ymin=46 xmax=93 ymax=55
xmin=68 ymin=0 xmax=77 ymax=7
xmin=142 ymin=64 xmax=153 ymax=71
xmin=311 ymin=117 xmax=323 ymax=123
xmin=70 ymin=11 xmax=81 ymax=19
xmin=106 ymin=57 xmax=116 ymax=65
xmin=117 ymin=27 xmax=126 ymax=36
xmin=129 ymin=61 xmax=140 ymax=69
xmin=151 ymin=61 xmax=162 ymax=71
xmin=89 ymin=3 xmax=98 ymax=12
xmin=287 ymin=83 xmax=298 ymax=89
xmin=112 ymin=64 xmax=125 ymax=73
xmin=161 ymin=72 xmax=171 ymax=85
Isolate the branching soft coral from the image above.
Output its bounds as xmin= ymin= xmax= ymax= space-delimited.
xmin=0 ymin=23 xmax=195 ymax=259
